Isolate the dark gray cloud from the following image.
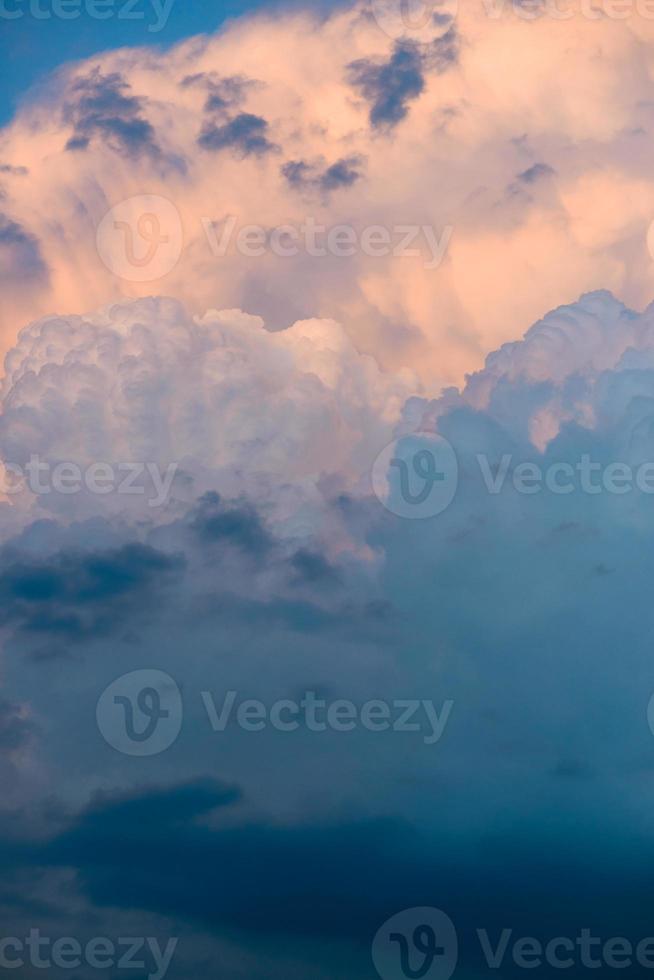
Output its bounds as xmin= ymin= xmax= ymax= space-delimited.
xmin=348 ymin=43 xmax=426 ymax=129
xmin=181 ymin=72 xmax=252 ymax=112
xmin=427 ymin=25 xmax=459 ymax=73
xmin=5 ymin=775 xmax=654 ymax=979
xmin=198 ymin=112 xmax=277 ymax=156
xmin=281 ymin=155 xmax=364 ymax=195
xmin=289 ymin=549 xmax=341 ymax=587
xmin=63 ymin=69 xmax=160 ymax=159
xmin=189 ymin=491 xmax=274 ymax=556
xmin=192 ymin=590 xmax=389 ymax=637
xmin=11 ymin=779 xmax=428 ymax=939
xmin=187 ymin=71 xmax=276 ymax=157
xmin=0 ymin=700 xmax=35 ymax=753
xmin=348 ymin=33 xmax=458 ymax=129
xmin=0 ymin=214 xmax=48 ymax=284
xmin=518 ymin=162 xmax=556 ymax=183
xmin=0 ymin=542 xmax=184 ymax=648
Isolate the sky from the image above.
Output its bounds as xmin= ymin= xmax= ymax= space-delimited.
xmin=0 ymin=0 xmax=339 ymax=125
xmin=4 ymin=1 xmax=654 ymax=979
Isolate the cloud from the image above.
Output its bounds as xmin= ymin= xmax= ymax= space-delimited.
xmin=1 ymin=2 xmax=654 ymax=384
xmin=180 ymin=72 xmax=252 ymax=112
xmin=289 ymin=548 xmax=341 ymax=586
xmin=0 ymin=699 xmax=35 ymax=754
xmin=63 ymin=69 xmax=161 ymax=159
xmin=281 ymin=155 xmax=365 ymax=195
xmin=0 ymin=297 xmax=410 ymax=543
xmin=517 ymin=162 xmax=556 ymax=184
xmin=3 ymin=3 xmax=654 ymax=973
xmin=189 ymin=492 xmax=274 ymax=556
xmin=12 ymin=779 xmax=429 ymax=939
xmin=1 ymin=290 xmax=654 ymax=974
xmin=0 ymin=541 xmax=184 ymax=651
xmin=7 ymin=768 xmax=654 ymax=977
xmin=198 ymin=112 xmax=277 ymax=156
xmin=0 ymin=214 xmax=47 ymax=284
xmin=348 ymin=42 xmax=426 ymax=128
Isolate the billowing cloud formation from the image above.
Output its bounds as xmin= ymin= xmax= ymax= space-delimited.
xmin=425 ymin=288 xmax=654 ymax=452
xmin=0 ymin=296 xmax=410 ymax=543
xmin=4 ymin=1 xmax=654 ymax=383
xmin=1 ymin=292 xmax=654 ymax=980
xmin=5 ymin=1 xmax=654 ymax=973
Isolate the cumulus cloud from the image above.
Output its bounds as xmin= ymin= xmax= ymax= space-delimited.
xmin=4 ymin=2 xmax=654 ymax=974
xmin=1 ymin=290 xmax=654 ymax=975
xmin=0 ymin=296 xmax=410 ymax=545
xmin=3 ymin=1 xmax=654 ymax=384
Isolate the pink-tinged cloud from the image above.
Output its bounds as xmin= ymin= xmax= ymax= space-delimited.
xmin=2 ymin=0 xmax=654 ymax=386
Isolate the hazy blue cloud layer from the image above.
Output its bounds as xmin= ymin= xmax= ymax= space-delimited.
xmin=0 ymin=291 xmax=653 ymax=974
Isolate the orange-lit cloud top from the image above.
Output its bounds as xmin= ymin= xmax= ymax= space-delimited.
xmin=2 ymin=0 xmax=654 ymax=387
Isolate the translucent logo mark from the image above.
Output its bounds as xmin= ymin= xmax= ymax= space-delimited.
xmin=372 ymin=907 xmax=458 ymax=980
xmin=96 ymin=195 xmax=183 ymax=282
xmin=372 ymin=432 xmax=458 ymax=519
xmin=370 ymin=0 xmax=458 ymax=44
xmin=96 ymin=669 xmax=183 ymax=756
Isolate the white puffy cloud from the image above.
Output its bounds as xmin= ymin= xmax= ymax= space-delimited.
xmin=0 ymin=295 xmax=411 ymax=544
xmin=424 ymin=289 xmax=654 ymax=460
